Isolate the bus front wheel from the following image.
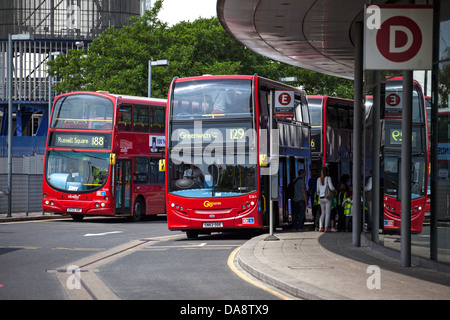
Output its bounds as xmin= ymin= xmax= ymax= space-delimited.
xmin=71 ymin=214 xmax=84 ymax=222
xmin=186 ymin=230 xmax=198 ymax=239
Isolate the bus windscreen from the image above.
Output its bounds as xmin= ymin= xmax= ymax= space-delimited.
xmin=171 ymin=79 xmax=253 ymax=119
xmin=51 ymin=94 xmax=114 ymax=130
xmin=45 ymin=150 xmax=110 ymax=192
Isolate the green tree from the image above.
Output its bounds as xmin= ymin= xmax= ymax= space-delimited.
xmin=48 ymin=0 xmax=353 ymax=99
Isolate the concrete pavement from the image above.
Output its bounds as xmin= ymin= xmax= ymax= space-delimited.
xmin=237 ymin=230 xmax=450 ymax=300
xmin=0 ymin=211 xmax=65 ymax=222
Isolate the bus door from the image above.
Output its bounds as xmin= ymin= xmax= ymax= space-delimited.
xmin=286 ymin=157 xmax=297 ymax=221
xmin=328 ymin=162 xmax=340 ymax=186
xmin=115 ymin=159 xmax=132 ymax=215
xmin=278 ymin=157 xmax=287 ymax=225
xmin=285 ymin=156 xmax=303 ymax=223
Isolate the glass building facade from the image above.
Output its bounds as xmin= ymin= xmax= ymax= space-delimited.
xmin=0 ymin=0 xmax=141 ymax=40
xmin=0 ymin=0 xmax=143 ymax=137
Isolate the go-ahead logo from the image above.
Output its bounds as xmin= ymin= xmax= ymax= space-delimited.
xmin=204 ymin=201 xmax=221 ymax=208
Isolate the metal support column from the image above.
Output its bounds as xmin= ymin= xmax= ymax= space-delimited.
xmin=371 ymin=71 xmax=381 ymax=243
xmin=401 ymin=71 xmax=413 ymax=267
xmin=430 ymin=0 xmax=440 ymax=261
xmin=352 ymin=22 xmax=363 ymax=247
xmin=7 ymin=34 xmax=13 ymax=217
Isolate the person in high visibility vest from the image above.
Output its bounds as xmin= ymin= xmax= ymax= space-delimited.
xmin=342 ymin=185 xmax=353 ymax=232
xmin=313 ymin=192 xmax=320 ymax=206
xmin=336 ymin=182 xmax=349 ymax=231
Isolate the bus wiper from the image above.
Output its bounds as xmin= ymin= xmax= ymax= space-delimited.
xmin=53 ymin=150 xmax=78 ymax=160
xmin=71 ymin=149 xmax=106 ymax=160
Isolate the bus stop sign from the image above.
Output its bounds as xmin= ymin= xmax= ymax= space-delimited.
xmin=364 ymin=5 xmax=433 ymax=70
xmin=274 ymin=91 xmax=294 ymax=118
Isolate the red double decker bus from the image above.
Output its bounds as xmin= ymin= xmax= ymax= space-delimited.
xmin=307 ymin=95 xmax=353 ymax=184
xmin=365 ymin=77 xmax=429 ymax=233
xmin=164 ymin=75 xmax=311 ymax=238
xmin=43 ymin=91 xmax=166 ymax=221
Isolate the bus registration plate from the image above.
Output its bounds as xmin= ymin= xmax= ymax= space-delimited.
xmin=384 ymin=220 xmax=394 ymax=227
xmin=203 ymin=222 xmax=223 ymax=228
xmin=67 ymin=208 xmax=82 ymax=213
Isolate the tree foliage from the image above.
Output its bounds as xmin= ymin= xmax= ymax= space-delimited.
xmin=48 ymin=0 xmax=353 ymax=99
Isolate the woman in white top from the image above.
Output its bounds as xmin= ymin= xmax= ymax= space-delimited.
xmin=317 ymin=167 xmax=335 ymax=232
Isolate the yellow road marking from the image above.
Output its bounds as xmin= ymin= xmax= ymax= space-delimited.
xmin=227 ymin=247 xmax=293 ymax=300
xmin=178 ymin=247 xmax=234 ymax=250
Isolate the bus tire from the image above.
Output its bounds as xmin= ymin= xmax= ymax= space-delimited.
xmin=186 ymin=230 xmax=198 ymax=239
xmin=71 ymin=214 xmax=84 ymax=222
xmin=130 ymin=197 xmax=145 ymax=222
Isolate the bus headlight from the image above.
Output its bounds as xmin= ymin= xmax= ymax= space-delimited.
xmin=170 ymin=202 xmax=186 ymax=214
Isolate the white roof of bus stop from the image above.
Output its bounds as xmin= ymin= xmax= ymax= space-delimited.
xmin=217 ymin=0 xmax=366 ymax=80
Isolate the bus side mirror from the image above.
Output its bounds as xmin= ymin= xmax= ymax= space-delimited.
xmin=110 ymin=153 xmax=116 ymax=165
xmin=159 ymin=159 xmax=165 ymax=172
xmin=259 ymin=154 xmax=269 ymax=167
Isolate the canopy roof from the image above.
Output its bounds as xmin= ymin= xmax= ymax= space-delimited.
xmin=217 ymin=0 xmax=369 ymax=79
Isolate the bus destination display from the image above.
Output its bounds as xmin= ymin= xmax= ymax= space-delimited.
xmin=172 ymin=122 xmax=253 ymax=144
xmin=49 ymin=132 xmax=111 ymax=149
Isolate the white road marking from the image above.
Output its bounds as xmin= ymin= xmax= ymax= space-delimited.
xmin=48 ymin=234 xmax=185 ymax=300
xmin=84 ymin=231 xmax=123 ymax=237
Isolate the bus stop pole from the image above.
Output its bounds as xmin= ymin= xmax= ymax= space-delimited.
xmin=352 ymin=22 xmax=363 ymax=247
xmin=265 ymin=104 xmax=279 ymax=241
xmin=401 ymin=71 xmax=413 ymax=267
